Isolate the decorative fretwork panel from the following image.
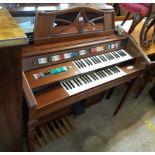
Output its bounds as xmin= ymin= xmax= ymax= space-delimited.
xmin=34 ymin=6 xmax=114 ymax=45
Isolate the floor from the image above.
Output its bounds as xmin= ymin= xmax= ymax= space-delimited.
xmin=36 ymin=82 xmax=155 ymax=152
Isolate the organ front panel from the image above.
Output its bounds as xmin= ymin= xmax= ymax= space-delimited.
xmin=22 ymin=5 xmax=147 ymax=150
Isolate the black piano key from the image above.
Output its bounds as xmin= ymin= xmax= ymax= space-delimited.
xmin=107 ymin=53 xmax=114 ymax=60
xmin=109 ymin=53 xmax=115 ymax=59
xmin=112 ymin=51 xmax=120 ymax=58
xmin=96 ymin=56 xmax=102 ymax=63
xmin=83 ymin=75 xmax=90 ymax=82
xmin=114 ymin=67 xmax=120 ymax=72
xmin=98 ymin=55 xmax=105 ymax=62
xmin=73 ymin=79 xmax=80 ymax=86
xmin=78 ymin=78 xmax=84 ymax=85
xmin=94 ymin=72 xmax=100 ymax=80
xmin=84 ymin=58 xmax=91 ymax=66
xmin=103 ymin=70 xmax=108 ymax=77
xmin=66 ymin=81 xmax=73 ymax=89
xmin=90 ymin=73 xmax=96 ymax=80
xmin=120 ymin=50 xmax=127 ymax=56
xmin=78 ymin=60 xmax=85 ymax=68
xmin=106 ymin=53 xmax=113 ymax=60
xmin=107 ymin=69 xmax=114 ymax=75
xmin=74 ymin=61 xmax=81 ymax=68
xmin=76 ymin=78 xmax=83 ymax=85
xmin=103 ymin=55 xmax=108 ymax=61
xmin=107 ymin=69 xmax=113 ymax=75
xmin=96 ymin=56 xmax=104 ymax=63
xmin=87 ymin=74 xmax=94 ymax=81
xmin=62 ymin=82 xmax=69 ymax=90
xmin=99 ymin=71 xmax=107 ymax=77
xmin=94 ymin=56 xmax=101 ymax=63
xmin=105 ymin=53 xmax=111 ymax=60
xmin=83 ymin=75 xmax=90 ymax=83
xmin=104 ymin=69 xmax=111 ymax=75
xmin=83 ymin=59 xmax=89 ymax=67
xmin=110 ymin=67 xmax=117 ymax=73
xmin=98 ymin=71 xmax=105 ymax=77
xmin=86 ymin=58 xmax=93 ymax=65
xmin=117 ymin=50 xmax=125 ymax=57
xmin=80 ymin=76 xmax=88 ymax=84
xmin=82 ymin=59 xmax=88 ymax=67
xmin=79 ymin=60 xmax=86 ymax=67
xmin=69 ymin=80 xmax=75 ymax=88
xmin=77 ymin=78 xmax=83 ymax=86
xmin=100 ymin=71 xmax=106 ymax=78
xmin=115 ymin=51 xmax=121 ymax=57
xmin=85 ymin=75 xmax=92 ymax=82
xmin=93 ymin=73 xmax=99 ymax=80
xmin=92 ymin=56 xmax=98 ymax=63
xmin=75 ymin=78 xmax=82 ymax=85
xmin=76 ymin=60 xmax=83 ymax=68
xmin=110 ymin=52 xmax=117 ymax=59
xmin=117 ymin=50 xmax=124 ymax=56
xmin=96 ymin=72 xmax=102 ymax=78
xmin=92 ymin=73 xmax=98 ymax=80
xmin=90 ymin=57 xmax=97 ymax=64
xmin=80 ymin=76 xmax=86 ymax=84
xmin=101 ymin=55 xmax=107 ymax=61
xmin=114 ymin=51 xmax=121 ymax=58
xmin=112 ymin=66 xmax=119 ymax=73
xmin=92 ymin=57 xmax=98 ymax=64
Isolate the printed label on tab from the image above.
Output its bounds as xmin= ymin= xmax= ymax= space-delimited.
xmin=52 ymin=55 xmax=60 ymax=61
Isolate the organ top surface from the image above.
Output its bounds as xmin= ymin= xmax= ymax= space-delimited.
xmin=0 ymin=5 xmax=28 ymax=47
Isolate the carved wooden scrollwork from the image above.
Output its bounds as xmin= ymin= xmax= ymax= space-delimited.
xmin=34 ymin=6 xmax=115 ymax=45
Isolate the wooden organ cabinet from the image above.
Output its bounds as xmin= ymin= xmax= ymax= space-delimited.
xmin=22 ymin=5 xmax=148 ymax=150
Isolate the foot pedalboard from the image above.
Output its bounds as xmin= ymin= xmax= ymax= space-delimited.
xmin=33 ymin=116 xmax=75 ymax=150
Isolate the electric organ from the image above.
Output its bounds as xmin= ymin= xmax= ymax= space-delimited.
xmin=22 ymin=5 xmax=148 ymax=150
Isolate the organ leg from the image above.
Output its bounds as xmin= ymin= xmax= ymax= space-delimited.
xmin=106 ymin=87 xmax=115 ymax=100
xmin=134 ymin=82 xmax=147 ymax=99
xmin=113 ymin=79 xmax=136 ymax=116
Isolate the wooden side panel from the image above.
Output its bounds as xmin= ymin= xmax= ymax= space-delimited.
xmin=0 ymin=46 xmax=22 ymax=151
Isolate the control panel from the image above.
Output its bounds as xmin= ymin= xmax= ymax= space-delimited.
xmin=23 ymin=41 xmax=124 ymax=71
xmin=33 ymin=66 xmax=71 ymax=80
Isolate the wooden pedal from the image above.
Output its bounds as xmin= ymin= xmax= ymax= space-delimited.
xmin=33 ymin=116 xmax=75 ymax=150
